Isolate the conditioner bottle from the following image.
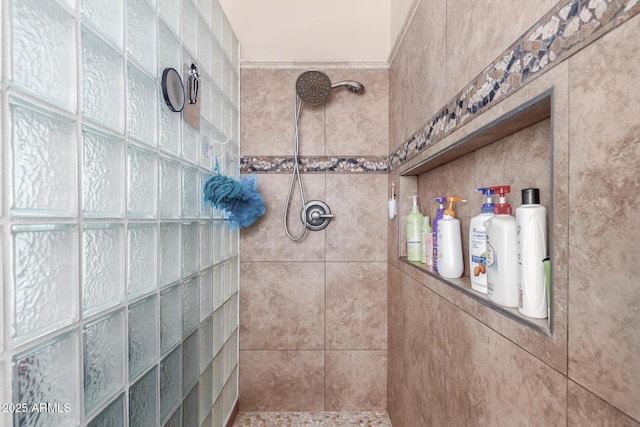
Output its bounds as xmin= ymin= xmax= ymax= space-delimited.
xmin=516 ymin=188 xmax=548 ymax=318
xmin=485 ymin=186 xmax=519 ymax=307
xmin=437 ymin=196 xmax=466 ymax=279
xmin=469 ymin=188 xmax=494 ymax=293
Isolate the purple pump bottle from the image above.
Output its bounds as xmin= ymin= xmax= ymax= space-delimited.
xmin=431 ymin=197 xmax=446 ymax=271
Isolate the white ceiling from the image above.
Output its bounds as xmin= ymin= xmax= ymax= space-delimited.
xmin=219 ymin=0 xmax=417 ymax=65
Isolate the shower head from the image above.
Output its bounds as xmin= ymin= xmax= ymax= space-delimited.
xmin=295 ymin=69 xmax=365 ymax=105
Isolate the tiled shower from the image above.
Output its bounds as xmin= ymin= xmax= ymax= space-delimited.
xmin=0 ymin=0 xmax=240 ymax=426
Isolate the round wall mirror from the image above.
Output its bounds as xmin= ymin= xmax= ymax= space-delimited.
xmin=161 ymin=68 xmax=185 ymax=112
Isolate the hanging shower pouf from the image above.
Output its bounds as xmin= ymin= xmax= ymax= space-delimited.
xmin=202 ymin=160 xmax=265 ymax=230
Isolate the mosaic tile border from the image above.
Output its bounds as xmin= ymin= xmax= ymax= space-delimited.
xmin=232 ymin=411 xmax=392 ymax=427
xmin=240 ymin=0 xmax=639 ymax=174
xmin=240 ymin=156 xmax=389 ymax=173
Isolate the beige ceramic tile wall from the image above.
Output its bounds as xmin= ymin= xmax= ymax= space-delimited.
xmin=239 ymin=67 xmax=389 ymax=411
xmin=388 ymin=1 xmax=640 ymax=425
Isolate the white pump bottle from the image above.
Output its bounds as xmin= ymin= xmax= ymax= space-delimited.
xmin=437 ymin=196 xmax=466 ymax=279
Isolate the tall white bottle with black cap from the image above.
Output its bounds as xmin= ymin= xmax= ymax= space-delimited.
xmin=516 ymin=188 xmax=548 ymax=318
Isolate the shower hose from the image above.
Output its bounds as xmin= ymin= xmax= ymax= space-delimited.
xmin=283 ymin=93 xmax=308 ymax=241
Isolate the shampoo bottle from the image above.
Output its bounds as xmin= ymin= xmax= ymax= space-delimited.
xmin=421 ymin=216 xmax=433 ymax=265
xmin=485 ymin=186 xmax=519 ymax=307
xmin=437 ymin=196 xmax=466 ymax=279
xmin=406 ymin=195 xmax=424 ymax=262
xmin=469 ymin=188 xmax=494 ymax=293
xmin=431 ymin=197 xmax=446 ymax=271
xmin=516 ymin=188 xmax=548 ymax=318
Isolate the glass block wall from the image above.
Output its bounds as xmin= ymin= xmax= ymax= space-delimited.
xmin=0 ymin=0 xmax=241 ymax=426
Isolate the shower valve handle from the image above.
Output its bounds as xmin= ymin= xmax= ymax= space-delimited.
xmin=310 ymin=210 xmax=334 ymax=220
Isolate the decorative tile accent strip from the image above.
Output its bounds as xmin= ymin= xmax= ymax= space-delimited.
xmin=233 ymin=411 xmax=393 ymax=427
xmin=388 ymin=0 xmax=640 ymax=170
xmin=241 ymin=156 xmax=389 ymax=173
xmin=240 ymin=0 xmax=639 ymax=174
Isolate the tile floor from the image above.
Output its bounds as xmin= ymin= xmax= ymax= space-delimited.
xmin=232 ymin=412 xmax=392 ymax=426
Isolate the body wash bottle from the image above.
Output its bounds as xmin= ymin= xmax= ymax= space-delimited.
xmin=431 ymin=197 xmax=446 ymax=271
xmin=437 ymin=196 xmax=466 ymax=279
xmin=485 ymin=186 xmax=519 ymax=307
xmin=406 ymin=195 xmax=424 ymax=262
xmin=516 ymin=188 xmax=548 ymax=318
xmin=469 ymin=188 xmax=494 ymax=293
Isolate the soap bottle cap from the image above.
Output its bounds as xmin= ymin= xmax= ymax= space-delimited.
xmin=489 ymin=185 xmax=512 ymax=215
xmin=431 ymin=197 xmax=446 ymax=208
xmin=475 ymin=187 xmax=495 ymax=214
xmin=521 ymin=188 xmax=540 ymax=205
xmin=443 ymin=196 xmax=466 ymax=217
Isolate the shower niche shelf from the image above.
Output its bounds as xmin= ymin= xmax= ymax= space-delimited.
xmin=397 ymin=90 xmax=553 ymax=337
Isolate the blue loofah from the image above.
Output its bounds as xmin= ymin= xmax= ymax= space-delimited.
xmin=202 ymin=174 xmax=242 ymax=209
xmin=202 ymin=172 xmax=265 ymax=230
xmin=225 ymin=175 xmax=266 ymax=230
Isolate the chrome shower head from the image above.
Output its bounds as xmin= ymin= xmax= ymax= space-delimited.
xmin=295 ymin=69 xmax=332 ymax=105
xmin=295 ymin=70 xmax=366 ymax=104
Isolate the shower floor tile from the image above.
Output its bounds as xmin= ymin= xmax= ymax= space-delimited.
xmin=232 ymin=411 xmax=392 ymax=427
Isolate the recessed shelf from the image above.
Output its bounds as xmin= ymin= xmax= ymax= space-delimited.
xmin=399 ymin=257 xmax=551 ymax=336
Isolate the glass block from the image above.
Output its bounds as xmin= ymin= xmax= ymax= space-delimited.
xmin=223 ymin=329 xmax=237 ymax=382
xmin=82 ymin=26 xmax=124 ymax=132
xmin=160 ymin=345 xmax=182 ymax=422
xmin=158 ymin=0 xmax=180 ymax=36
xmin=159 ymin=91 xmax=183 ymax=157
xmin=127 ymin=142 xmax=157 ymax=218
xmin=200 ymin=269 xmax=213 ymax=321
xmin=211 ymin=395 xmax=223 ymax=427
xmin=83 ymin=309 xmax=125 ymax=415
xmin=10 ymin=97 xmax=77 ymax=217
xmin=211 ymin=0 xmax=223 ymax=46
xmin=212 ymin=264 xmax=223 ymax=311
xmin=223 ymin=260 xmax=231 ymax=301
xmin=11 ymin=224 xmax=78 ymax=345
xmin=161 ymin=284 xmax=182 ymax=354
xmin=81 ymin=0 xmax=124 ymax=49
xmin=182 ymin=276 xmax=199 ymax=334
xmin=82 ymin=126 xmax=125 ymax=217
xmin=182 ymin=109 xmax=199 ymax=164
xmin=183 ymin=382 xmax=199 ymax=427
xmin=199 ymin=72 xmax=213 ymax=125
xmin=129 ymin=367 xmax=157 ymax=427
xmin=212 ymin=221 xmax=222 ymax=264
xmin=198 ymin=362 xmax=212 ymax=423
xmin=10 ymin=0 xmax=76 ymax=112
xmin=87 ymin=393 xmax=125 ymax=427
xmin=182 ymin=222 xmax=198 ymax=276
xmin=160 ymin=223 xmax=182 ymax=286
xmin=13 ymin=330 xmax=79 ymax=426
xmin=129 ymin=295 xmax=158 ymax=380
xmin=198 ymin=17 xmax=212 ymax=74
xmin=223 ymin=97 xmax=233 ymax=139
xmin=127 ymin=0 xmax=157 ymax=75
xmin=127 ymin=224 xmax=157 ymax=298
xmin=211 ymin=40 xmax=224 ymax=88
xmin=212 ymin=350 xmax=222 ymax=402
xmin=164 ymin=407 xmax=181 ymax=427
xmin=199 ymin=222 xmax=213 ymax=269
xmin=160 ymin=156 xmax=182 ymax=218
xmin=213 ymin=307 xmax=224 ymax=357
xmin=211 ymin=85 xmax=224 ymax=134
xmin=229 ymin=257 xmax=239 ymax=294
xmin=183 ymin=330 xmax=199 ymax=393
xmin=199 ymin=316 xmax=213 ymax=373
xmin=159 ymin=20 xmax=181 ymax=84
xmin=127 ymin=63 xmax=158 ymax=145
xmin=198 ymin=0 xmax=211 ymax=28
xmin=223 ymin=14 xmax=233 ymax=59
xmin=200 ymin=171 xmax=214 ymax=218
xmin=181 ymin=0 xmax=198 ymax=56
xmin=229 ymin=292 xmax=238 ymax=334
xmin=198 ymin=120 xmax=215 ymax=170
xmin=82 ymin=224 xmax=125 ymax=317
xmin=223 ymin=366 xmax=238 ymax=419
xmin=183 ymin=166 xmax=199 ymax=219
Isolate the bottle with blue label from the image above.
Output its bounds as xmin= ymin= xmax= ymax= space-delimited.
xmin=469 ymin=188 xmax=494 ymax=293
xmin=431 ymin=197 xmax=446 ymax=271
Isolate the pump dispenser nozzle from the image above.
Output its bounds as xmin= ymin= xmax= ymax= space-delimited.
xmin=431 ymin=197 xmax=446 ymax=206
xmin=409 ymin=195 xmax=420 ymax=212
xmin=444 ymin=196 xmax=466 ymax=217
xmin=489 ymin=185 xmax=512 ymax=215
xmin=475 ymin=188 xmax=495 ymax=214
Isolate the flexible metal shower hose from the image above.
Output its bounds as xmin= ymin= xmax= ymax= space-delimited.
xmin=283 ymin=92 xmax=308 ymax=241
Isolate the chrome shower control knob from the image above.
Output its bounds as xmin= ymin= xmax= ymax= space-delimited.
xmin=301 ymin=201 xmax=334 ymax=231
